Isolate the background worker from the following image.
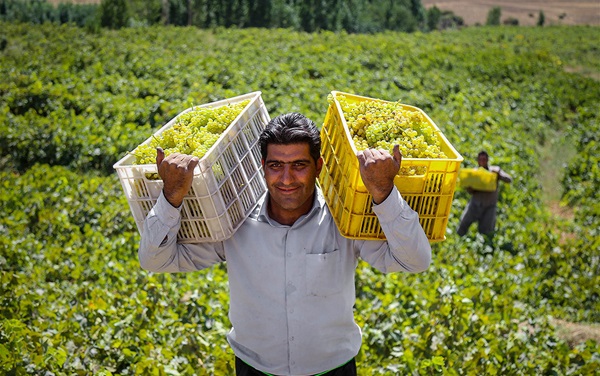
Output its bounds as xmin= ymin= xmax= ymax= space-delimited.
xmin=457 ymin=150 xmax=513 ymax=237
xmin=138 ymin=112 xmax=431 ymax=376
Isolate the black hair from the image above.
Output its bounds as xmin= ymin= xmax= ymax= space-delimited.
xmin=259 ymin=112 xmax=321 ymax=163
xmin=478 ymin=150 xmax=489 ymax=158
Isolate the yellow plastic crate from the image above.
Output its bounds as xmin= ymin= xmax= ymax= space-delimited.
xmin=319 ymin=91 xmax=463 ymax=242
xmin=113 ymin=91 xmax=270 ymax=243
xmin=458 ymin=167 xmax=498 ymax=192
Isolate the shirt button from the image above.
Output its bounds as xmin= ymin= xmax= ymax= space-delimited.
xmin=287 ymin=252 xmax=292 ymax=257
xmin=289 ymin=308 xmax=294 ymax=313
xmin=290 ymin=336 xmax=294 ymax=341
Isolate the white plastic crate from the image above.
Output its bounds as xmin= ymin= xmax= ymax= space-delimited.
xmin=113 ymin=91 xmax=270 ymax=243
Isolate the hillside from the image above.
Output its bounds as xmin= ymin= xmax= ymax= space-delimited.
xmin=422 ymin=0 xmax=600 ymax=26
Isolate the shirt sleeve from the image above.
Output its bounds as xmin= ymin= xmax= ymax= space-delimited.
xmin=489 ymin=165 xmax=512 ymax=183
xmin=497 ymin=169 xmax=512 ymax=183
xmin=138 ymin=191 xmax=225 ymax=273
xmin=358 ymin=187 xmax=431 ymax=274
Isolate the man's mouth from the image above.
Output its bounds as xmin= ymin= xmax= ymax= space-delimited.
xmin=276 ymin=186 xmax=299 ymax=194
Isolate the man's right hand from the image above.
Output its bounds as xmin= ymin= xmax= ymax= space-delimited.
xmin=156 ymin=147 xmax=199 ymax=208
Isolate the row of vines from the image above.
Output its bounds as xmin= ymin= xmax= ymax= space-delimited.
xmin=1 ymin=22 xmax=598 ymax=374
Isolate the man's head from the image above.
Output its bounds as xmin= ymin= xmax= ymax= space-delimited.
xmin=259 ymin=112 xmax=321 ymax=163
xmin=258 ymin=113 xmax=323 ymax=225
xmin=477 ymin=151 xmax=489 ymax=168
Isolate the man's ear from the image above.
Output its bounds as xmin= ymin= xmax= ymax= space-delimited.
xmin=316 ymin=157 xmax=323 ymax=175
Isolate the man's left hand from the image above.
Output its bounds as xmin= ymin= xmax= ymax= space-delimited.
xmin=357 ymin=145 xmax=402 ymax=204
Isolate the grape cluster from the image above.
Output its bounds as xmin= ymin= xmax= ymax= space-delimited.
xmin=130 ymin=100 xmax=250 ymax=165
xmin=329 ymin=94 xmax=447 ymax=175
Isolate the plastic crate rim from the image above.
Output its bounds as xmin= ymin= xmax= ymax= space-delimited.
xmin=112 ymin=90 xmax=264 ymax=175
xmin=328 ymin=90 xmax=463 ymax=163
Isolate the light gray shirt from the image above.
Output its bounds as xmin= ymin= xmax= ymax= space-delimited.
xmin=138 ymin=186 xmax=431 ymax=376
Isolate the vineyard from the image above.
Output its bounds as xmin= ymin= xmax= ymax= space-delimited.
xmin=1 ymin=22 xmax=599 ymax=374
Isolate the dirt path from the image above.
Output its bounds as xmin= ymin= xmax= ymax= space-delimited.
xmin=422 ymin=0 xmax=600 ymax=26
xmin=553 ymin=319 xmax=600 ymax=347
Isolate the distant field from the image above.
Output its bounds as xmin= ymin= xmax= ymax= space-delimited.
xmin=422 ymin=0 xmax=600 ymax=26
xmin=47 ymin=0 xmax=600 ymax=27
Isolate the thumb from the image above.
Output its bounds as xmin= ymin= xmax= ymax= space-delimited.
xmin=189 ymin=155 xmax=200 ymax=172
xmin=156 ymin=147 xmax=165 ymax=168
xmin=392 ymin=144 xmax=402 ymax=165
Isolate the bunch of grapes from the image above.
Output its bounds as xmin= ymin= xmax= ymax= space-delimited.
xmin=130 ymin=100 xmax=250 ymax=166
xmin=329 ymin=94 xmax=447 ymax=175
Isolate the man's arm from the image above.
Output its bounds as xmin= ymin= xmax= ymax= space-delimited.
xmin=489 ymin=165 xmax=513 ymax=183
xmin=356 ymin=145 xmax=431 ymax=273
xmin=138 ymin=148 xmax=225 ymax=273
xmin=498 ymin=169 xmax=512 ymax=183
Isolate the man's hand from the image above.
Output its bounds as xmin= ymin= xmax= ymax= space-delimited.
xmin=156 ymin=147 xmax=199 ymax=208
xmin=357 ymin=145 xmax=402 ymax=204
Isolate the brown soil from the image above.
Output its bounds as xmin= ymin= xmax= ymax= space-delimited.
xmin=553 ymin=319 xmax=600 ymax=347
xmin=422 ymin=0 xmax=600 ymax=26
xmin=547 ymin=200 xmax=577 ymax=244
xmin=548 ymin=200 xmax=575 ymax=221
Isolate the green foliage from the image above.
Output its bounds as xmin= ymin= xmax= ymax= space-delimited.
xmin=426 ymin=5 xmax=441 ymax=31
xmin=561 ymin=124 xmax=600 ymax=233
xmin=0 ymin=22 xmax=599 ymax=374
xmin=371 ymin=0 xmax=418 ymax=32
xmin=0 ymin=0 xmax=98 ymax=27
xmin=538 ymin=10 xmax=546 ymax=27
xmin=426 ymin=6 xmax=464 ymax=31
xmin=486 ymin=6 xmax=502 ymax=26
xmin=99 ymin=0 xmax=128 ymax=29
xmin=0 ymin=0 xmax=430 ymax=33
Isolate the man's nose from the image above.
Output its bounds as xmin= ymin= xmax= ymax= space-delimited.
xmin=280 ymin=165 xmax=294 ymax=184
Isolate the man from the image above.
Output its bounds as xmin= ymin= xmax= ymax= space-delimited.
xmin=138 ymin=112 xmax=431 ymax=375
xmin=457 ymin=150 xmax=513 ymax=237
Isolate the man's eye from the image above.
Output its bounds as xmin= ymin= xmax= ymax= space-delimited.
xmin=266 ymin=161 xmax=309 ymax=170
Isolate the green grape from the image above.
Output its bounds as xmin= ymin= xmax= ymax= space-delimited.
xmin=333 ymin=94 xmax=447 ymax=175
xmin=129 ymin=99 xmax=250 ymax=170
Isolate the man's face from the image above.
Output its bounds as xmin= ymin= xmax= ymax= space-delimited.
xmin=477 ymin=154 xmax=488 ymax=167
xmin=262 ymin=143 xmax=323 ymax=225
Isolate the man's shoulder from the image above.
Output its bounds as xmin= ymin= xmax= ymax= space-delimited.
xmin=488 ymin=165 xmax=502 ymax=173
